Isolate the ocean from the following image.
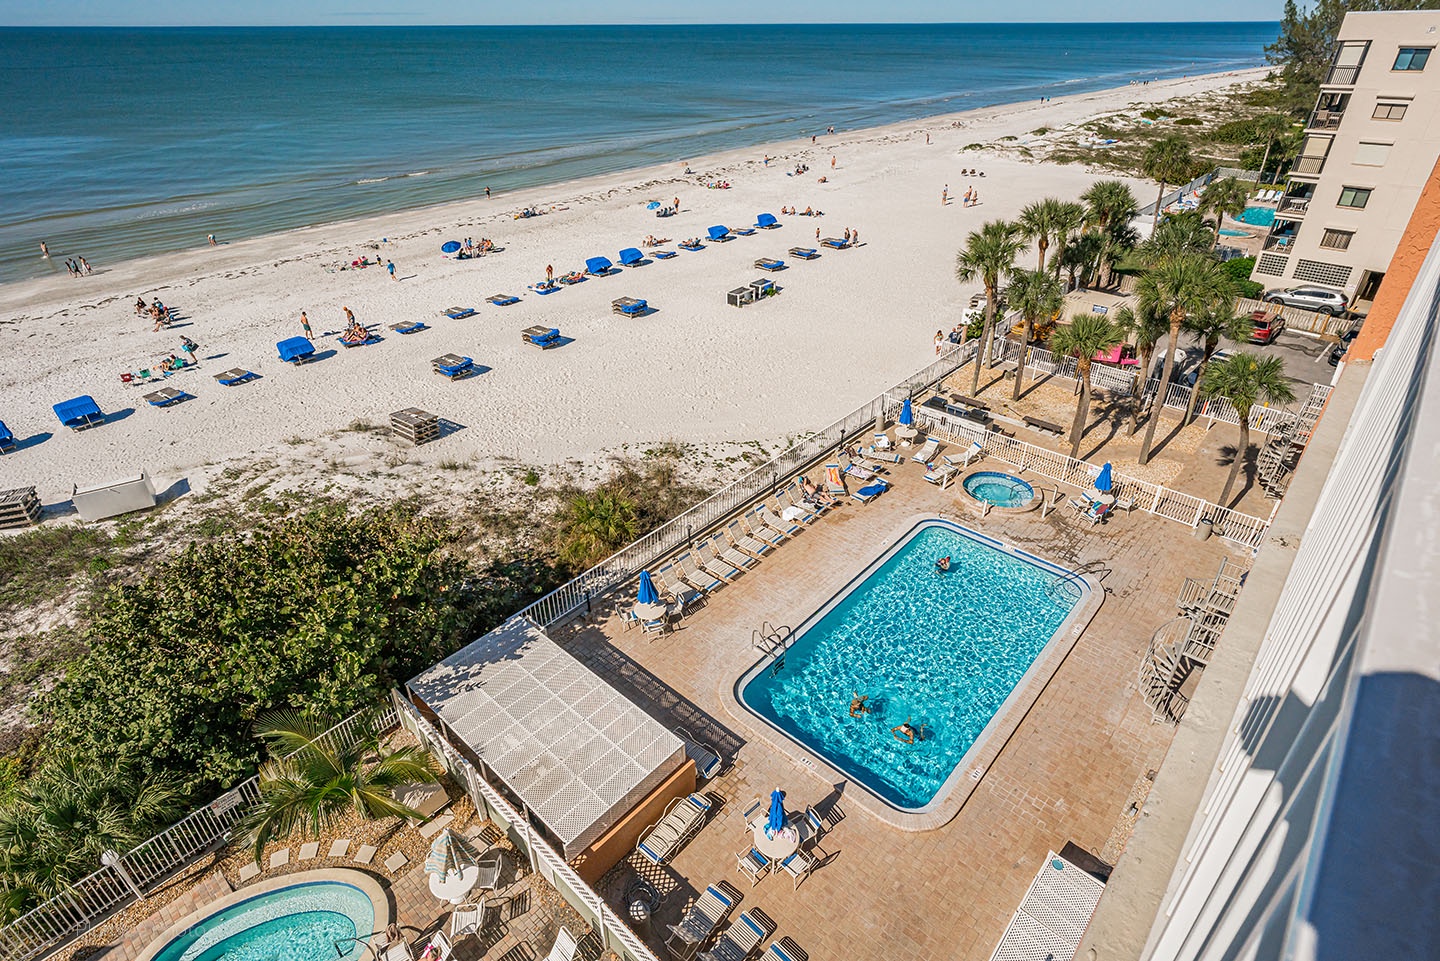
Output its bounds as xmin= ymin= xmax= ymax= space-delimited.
xmin=0 ymin=22 xmax=1276 ymax=283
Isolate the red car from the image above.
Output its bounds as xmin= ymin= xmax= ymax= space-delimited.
xmin=1249 ymin=309 xmax=1286 ymax=344
xmin=1093 ymin=343 xmax=1140 ymax=366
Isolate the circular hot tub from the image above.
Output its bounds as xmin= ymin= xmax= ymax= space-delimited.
xmin=962 ymin=471 xmax=1039 ymax=513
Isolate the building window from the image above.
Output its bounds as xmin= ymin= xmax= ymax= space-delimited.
xmin=1320 ymin=229 xmax=1354 ymax=250
xmin=1393 ymin=47 xmax=1431 ymax=71
xmin=1294 ymin=259 xmax=1353 ymax=287
xmin=1256 ymin=253 xmax=1290 ymax=277
xmin=1338 ymin=186 xmax=1372 ymax=209
xmin=1353 ymin=142 xmax=1392 ymax=166
xmin=1373 ymin=102 xmax=1408 ymax=120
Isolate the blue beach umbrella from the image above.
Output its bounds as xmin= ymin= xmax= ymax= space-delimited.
xmin=637 ymin=571 xmax=659 ymax=605
xmin=647 ymin=201 xmax=661 ymax=209
xmin=1095 ymin=462 xmax=1113 ymax=492
xmin=441 ymin=240 xmax=462 ymax=254
xmin=767 ymin=789 xmax=787 ymax=834
xmin=898 ymin=397 xmax=914 ymax=426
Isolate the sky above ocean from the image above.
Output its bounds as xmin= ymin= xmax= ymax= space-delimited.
xmin=0 ymin=22 xmax=1277 ymax=282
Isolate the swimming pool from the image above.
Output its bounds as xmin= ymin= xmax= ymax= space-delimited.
xmin=962 ymin=471 xmax=1037 ymax=510
xmin=1237 ymin=205 xmax=1276 ymax=227
xmin=146 ymin=880 xmax=376 ymax=961
xmin=736 ymin=519 xmax=1094 ymax=816
xmin=1218 ymin=228 xmax=1250 ymax=237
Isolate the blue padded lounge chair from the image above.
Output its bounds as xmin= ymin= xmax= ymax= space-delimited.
xmin=390 ymin=321 xmax=428 ymax=334
xmin=851 ymin=478 xmax=890 ymax=503
xmin=585 ymin=256 xmax=614 ymax=277
xmin=618 ymin=248 xmax=646 ymax=267
xmin=277 ymin=336 xmax=316 ymax=364
xmin=214 ymin=368 xmax=258 ymax=386
xmin=754 ymin=258 xmax=785 ymax=272
xmin=612 ymin=297 xmax=649 ymax=317
xmin=788 ymin=247 xmax=820 ymax=260
xmin=707 ymin=225 xmax=732 ymax=243
xmin=431 ymin=354 xmax=476 ymax=379
xmin=732 ymin=227 xmax=756 ymax=236
xmin=820 ymin=237 xmax=850 ymax=250
xmin=442 ymin=306 xmax=476 ymax=319
xmin=143 ymin=387 xmax=192 ymax=408
xmin=522 ymin=325 xmax=563 ymax=349
xmin=53 ymin=395 xmax=104 ymax=430
xmin=653 ymin=249 xmax=678 ymax=259
xmin=486 ymin=294 xmax=520 ymax=306
xmin=0 ymin=421 xmax=15 ymax=453
xmin=338 ymin=332 xmax=380 ymax=348
xmin=756 ymin=212 xmax=779 ymax=229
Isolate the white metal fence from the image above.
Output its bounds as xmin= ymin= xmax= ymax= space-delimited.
xmin=393 ymin=692 xmax=658 ymax=961
xmin=0 ymin=707 xmax=396 ymax=961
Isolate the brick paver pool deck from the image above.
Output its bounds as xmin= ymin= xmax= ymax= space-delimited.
xmin=550 ymin=453 xmax=1242 ymax=961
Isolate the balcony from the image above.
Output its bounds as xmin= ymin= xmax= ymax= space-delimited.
xmin=1263 ymin=234 xmax=1298 ymax=253
xmin=1292 ymin=155 xmax=1328 ymax=177
xmin=1325 ymin=64 xmax=1362 ymax=85
xmin=1308 ymin=109 xmax=1345 ymax=130
xmin=1278 ymin=195 xmax=1312 ymax=216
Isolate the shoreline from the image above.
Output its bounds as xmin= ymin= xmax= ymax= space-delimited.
xmin=0 ymin=66 xmax=1268 ymax=513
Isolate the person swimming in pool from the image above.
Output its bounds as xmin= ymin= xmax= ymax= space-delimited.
xmin=892 ymin=719 xmax=924 ymax=744
xmin=936 ymin=556 xmax=951 ymax=572
xmin=849 ymin=693 xmax=872 ymax=717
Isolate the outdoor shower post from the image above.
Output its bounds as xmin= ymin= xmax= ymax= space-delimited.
xmin=101 ymin=850 xmax=145 ymax=901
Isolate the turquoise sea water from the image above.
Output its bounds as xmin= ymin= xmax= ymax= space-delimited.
xmin=150 ymin=882 xmax=372 ymax=961
xmin=740 ymin=522 xmax=1081 ymax=809
xmin=0 ymin=23 xmax=1275 ymax=282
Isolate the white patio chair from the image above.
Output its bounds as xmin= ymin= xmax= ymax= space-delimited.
xmin=544 ymin=926 xmax=581 ymax=961
xmin=450 ymin=903 xmax=484 ymax=939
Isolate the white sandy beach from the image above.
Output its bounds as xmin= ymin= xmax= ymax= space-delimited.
xmin=0 ymin=68 xmax=1266 ymax=510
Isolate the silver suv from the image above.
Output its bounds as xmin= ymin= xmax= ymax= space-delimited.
xmin=1264 ymin=286 xmax=1348 ymax=315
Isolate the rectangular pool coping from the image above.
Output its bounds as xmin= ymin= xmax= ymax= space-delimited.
xmin=723 ymin=513 xmax=1105 ymax=832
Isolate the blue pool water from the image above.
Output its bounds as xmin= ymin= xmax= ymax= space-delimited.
xmin=964 ymin=471 xmax=1036 ymax=508
xmin=739 ymin=521 xmax=1084 ymax=810
xmin=151 ymin=882 xmax=373 ymax=961
xmin=1237 ymin=206 xmax=1276 ymax=227
xmin=1219 ymin=228 xmax=1250 ymax=237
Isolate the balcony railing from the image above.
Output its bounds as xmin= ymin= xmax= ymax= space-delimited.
xmin=1292 ymin=155 xmax=1327 ymax=176
xmin=1308 ymin=109 xmax=1345 ymax=130
xmin=1277 ymin=196 xmax=1312 ymax=216
xmin=1263 ymin=234 xmax=1297 ymax=252
xmin=1325 ymin=64 xmax=1362 ymax=85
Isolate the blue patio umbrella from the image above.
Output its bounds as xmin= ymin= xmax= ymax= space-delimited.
xmin=898 ymin=397 xmax=914 ymax=426
xmin=637 ymin=570 xmax=659 ymax=605
xmin=441 ymin=241 xmax=462 ymax=254
xmin=647 ymin=201 xmax=661 ymax=209
xmin=1095 ymin=462 xmax=1113 ymax=492
xmin=767 ymin=789 xmax=787 ymax=834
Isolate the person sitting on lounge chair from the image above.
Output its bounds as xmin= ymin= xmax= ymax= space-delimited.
xmin=342 ymin=321 xmax=369 ymax=344
xmin=802 ymin=475 xmax=835 ymax=507
xmin=850 ymin=693 xmax=872 ymax=717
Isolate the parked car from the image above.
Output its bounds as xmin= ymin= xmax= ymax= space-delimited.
xmin=1248 ymin=309 xmax=1286 ymax=344
xmin=1328 ymin=324 xmax=1362 ymax=366
xmin=1263 ymin=286 xmax=1348 ymax=315
xmin=1093 ymin=343 xmax=1140 ymax=366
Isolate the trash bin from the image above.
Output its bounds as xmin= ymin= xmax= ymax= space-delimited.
xmin=1194 ymin=518 xmax=1214 ymax=541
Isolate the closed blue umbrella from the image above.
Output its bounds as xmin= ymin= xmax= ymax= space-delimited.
xmin=637 ymin=571 xmax=659 ymax=605
xmin=441 ymin=241 xmax=462 ymax=254
xmin=1095 ymin=462 xmax=1113 ymax=492
xmin=767 ymin=789 xmax=786 ymax=834
xmin=898 ymin=397 xmax=914 ymax=426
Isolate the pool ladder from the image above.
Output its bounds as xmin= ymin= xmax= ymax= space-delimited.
xmin=753 ymin=621 xmax=793 ymax=674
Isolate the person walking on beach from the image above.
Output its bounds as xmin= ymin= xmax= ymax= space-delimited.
xmin=546 ymin=264 xmax=554 ymax=285
xmin=207 ymin=234 xmax=217 ymax=245
xmin=39 ymin=241 xmax=49 ymax=258
xmin=300 ymin=310 xmax=313 ymax=340
xmin=830 ymin=155 xmax=836 ymax=169
xmin=970 ymin=187 xmax=980 ymax=207
xmin=852 ymin=228 xmax=859 ymax=245
xmin=343 ymin=306 xmax=355 ymax=327
xmin=942 ymin=185 xmax=949 ymax=206
xmin=79 ymin=257 xmax=92 ymax=275
xmin=816 ymin=226 xmax=821 ymax=241
xmin=65 ymin=259 xmax=77 ymax=277
xmin=485 ymin=186 xmax=491 ymax=199
xmin=673 ymin=196 xmax=680 ymax=212
xmin=387 ymin=260 xmax=397 ymax=281
xmin=935 ymin=330 xmax=946 ymax=355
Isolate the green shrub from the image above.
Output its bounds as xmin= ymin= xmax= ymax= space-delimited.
xmin=0 ymin=528 xmax=117 ymax=613
xmin=1221 ymin=257 xmax=1265 ymax=298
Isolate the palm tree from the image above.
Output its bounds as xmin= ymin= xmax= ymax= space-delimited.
xmin=1005 ymin=269 xmax=1065 ymax=400
xmin=1135 ymin=253 xmax=1237 ymax=464
xmin=1142 ymin=136 xmax=1194 ymax=229
xmin=1198 ymin=177 xmax=1251 ymax=249
xmin=0 ymin=757 xmax=182 ymax=919
xmin=1114 ymin=302 xmax=1170 ymax=436
xmin=1181 ymin=305 xmax=1252 ymax=424
xmin=1047 ymin=201 xmax=1088 ymax=280
xmin=1199 ymin=353 xmax=1297 ymax=506
xmin=1049 ymin=313 xmax=1125 ymax=458
xmin=1017 ymin=198 xmax=1070 ymax=273
xmin=1079 ymin=180 xmax=1140 ymax=288
xmin=558 ymin=488 xmax=639 ymax=567
xmin=1140 ymin=211 xmax=1215 ymax=264
xmin=1253 ymin=114 xmax=1291 ymax=183
xmin=239 ymin=711 xmax=439 ymax=863
xmin=1059 ymin=231 xmax=1104 ymax=291
xmin=955 ymin=220 xmax=1025 ymax=395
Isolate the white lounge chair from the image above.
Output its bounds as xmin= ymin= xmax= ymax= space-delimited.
xmin=678 ymin=555 xmax=725 ymax=592
xmin=765 ymin=936 xmax=809 ymax=961
xmin=544 ymin=927 xmax=581 ymax=961
xmin=710 ymin=537 xmax=759 ymax=574
xmin=911 ymin=437 xmax=941 ymax=463
xmin=665 ymin=884 xmax=738 ymax=959
xmin=947 ymin=440 xmax=985 ymax=468
xmin=675 ymin=726 xmax=723 ymax=780
xmin=638 ymin=793 xmax=712 ymax=865
xmin=699 ymin=909 xmax=776 ymax=961
xmin=743 ymin=510 xmax=791 ymax=544
xmin=696 ymin=543 xmax=742 ymax=582
xmin=726 ymin=521 xmax=773 ymax=559
xmin=924 ymin=463 xmax=958 ymax=487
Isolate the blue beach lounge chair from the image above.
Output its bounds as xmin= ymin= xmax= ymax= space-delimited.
xmin=442 ymin=306 xmax=476 ymax=319
xmin=431 ymin=354 xmax=476 ymax=380
xmin=754 ymin=258 xmax=785 ymax=272
xmin=143 ymin=387 xmax=192 ymax=408
xmin=522 ymin=326 xmax=563 ymax=349
xmin=390 ymin=321 xmax=429 ymax=334
xmin=820 ymin=237 xmax=850 ymax=250
xmin=585 ymin=256 xmax=614 ymax=277
xmin=678 ymin=240 xmax=705 ymax=251
xmin=214 ymin=368 xmax=258 ymax=386
xmin=0 ymin=421 xmax=15 ymax=454
xmin=707 ymin=225 xmax=733 ymax=243
xmin=618 ymin=247 xmax=646 ymax=267
xmin=653 ymin=249 xmax=678 ymax=259
xmin=612 ymin=297 xmax=649 ymax=317
xmin=487 ymin=294 xmax=520 ymax=306
xmin=732 ymin=226 xmax=756 ymax=236
xmin=338 ymin=332 xmax=380 ymax=348
xmin=276 ymin=336 xmax=316 ymax=364
xmin=53 ymin=395 xmax=104 ymax=431
xmin=756 ymin=212 xmax=779 ymax=229
xmin=788 ymin=247 xmax=819 ymax=260
xmin=851 ymin=478 xmax=890 ymax=503
xmin=530 ymin=281 xmax=561 ymax=295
